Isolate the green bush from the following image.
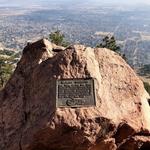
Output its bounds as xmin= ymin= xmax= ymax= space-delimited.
xmin=0 ymin=56 xmax=13 ymax=89
xmin=96 ymin=36 xmax=121 ymax=52
xmin=143 ymin=82 xmax=150 ymax=95
xmin=49 ymin=30 xmax=69 ymax=47
xmin=96 ymin=35 xmax=128 ymax=62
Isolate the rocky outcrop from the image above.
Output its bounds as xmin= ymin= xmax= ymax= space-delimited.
xmin=0 ymin=39 xmax=150 ymax=150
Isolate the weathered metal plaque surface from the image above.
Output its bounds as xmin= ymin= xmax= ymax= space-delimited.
xmin=56 ymin=78 xmax=96 ymax=107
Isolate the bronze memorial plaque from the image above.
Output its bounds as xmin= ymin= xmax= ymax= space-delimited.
xmin=56 ymin=78 xmax=96 ymax=107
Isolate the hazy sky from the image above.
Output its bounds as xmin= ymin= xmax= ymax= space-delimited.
xmin=1 ymin=0 xmax=150 ymax=7
xmin=97 ymin=0 xmax=150 ymax=3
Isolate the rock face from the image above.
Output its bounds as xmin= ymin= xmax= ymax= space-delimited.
xmin=0 ymin=39 xmax=150 ymax=150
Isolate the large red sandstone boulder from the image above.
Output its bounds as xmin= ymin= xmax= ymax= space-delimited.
xmin=0 ymin=39 xmax=150 ymax=150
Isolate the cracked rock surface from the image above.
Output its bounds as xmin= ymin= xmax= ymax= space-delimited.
xmin=0 ymin=39 xmax=150 ymax=150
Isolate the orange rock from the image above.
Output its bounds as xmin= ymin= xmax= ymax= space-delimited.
xmin=0 ymin=39 xmax=150 ymax=150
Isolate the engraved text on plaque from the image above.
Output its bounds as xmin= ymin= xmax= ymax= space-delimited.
xmin=56 ymin=79 xmax=96 ymax=107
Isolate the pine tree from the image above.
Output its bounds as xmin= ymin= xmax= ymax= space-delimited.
xmin=97 ymin=36 xmax=120 ymax=52
xmin=49 ymin=30 xmax=69 ymax=47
